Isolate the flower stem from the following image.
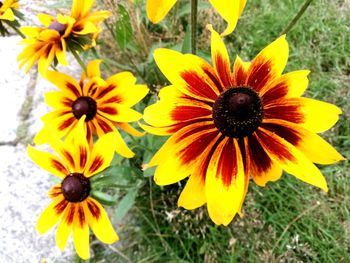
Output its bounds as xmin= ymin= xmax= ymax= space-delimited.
xmin=281 ymin=0 xmax=313 ymax=35
xmin=191 ymin=0 xmax=198 ymax=54
xmin=70 ymin=48 xmax=87 ymax=73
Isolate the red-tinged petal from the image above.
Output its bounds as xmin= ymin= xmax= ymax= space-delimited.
xmin=255 ymin=128 xmax=328 ymax=192
xmin=72 ymin=204 xmax=90 ymax=260
xmin=97 ymin=103 xmax=142 ymax=123
xmin=38 ymin=45 xmax=56 ymax=77
xmin=206 ymin=138 xmax=247 ymax=226
xmin=246 ymin=135 xmax=282 ymax=187
xmin=44 ymin=91 xmax=73 ymax=109
xmin=84 ymin=198 xmax=119 ymax=244
xmin=232 ymin=55 xmax=250 ymax=86
xmin=55 ymin=203 xmax=74 ymax=251
xmin=27 ymin=146 xmax=69 ymax=178
xmin=247 ymin=35 xmax=288 ymax=92
xmin=263 ymin=97 xmax=342 ymax=133
xmin=208 ymin=25 xmax=233 ymax=88
xmin=177 ymin=134 xmax=222 ymax=210
xmin=48 ymin=184 xmax=62 ymax=199
xmin=153 ymin=48 xmax=222 ymax=102
xmin=117 ymin=122 xmax=144 ymax=137
xmin=146 ymin=0 xmax=177 ymax=24
xmin=261 ymin=119 xmax=345 ymax=165
xmin=36 ymin=196 xmax=67 ymax=234
xmin=45 ymin=71 xmax=82 ymax=100
xmin=85 ymin=132 xmax=118 ymax=177
xmin=150 ymin=122 xmax=220 ymax=185
xmin=261 ymin=70 xmax=310 ymax=104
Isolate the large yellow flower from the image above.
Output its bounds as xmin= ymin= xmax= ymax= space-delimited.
xmin=17 ymin=0 xmax=110 ymax=76
xmin=35 ymin=60 xmax=148 ymax=158
xmin=142 ymin=26 xmax=345 ymax=226
xmin=28 ymin=118 xmax=119 ymax=259
xmin=0 ymin=0 xmax=19 ymax=21
xmin=146 ymin=0 xmax=246 ymax=36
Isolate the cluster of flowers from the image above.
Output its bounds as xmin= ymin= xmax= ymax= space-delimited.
xmin=1 ymin=0 xmax=344 ymax=260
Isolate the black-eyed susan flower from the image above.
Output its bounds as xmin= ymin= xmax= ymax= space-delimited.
xmin=17 ymin=0 xmax=110 ymax=75
xmin=28 ymin=117 xmax=119 ymax=259
xmin=146 ymin=0 xmax=246 ymax=36
xmin=142 ymin=25 xmax=345 ymax=226
xmin=35 ymin=60 xmax=148 ymax=158
xmin=0 ymin=0 xmax=23 ymax=36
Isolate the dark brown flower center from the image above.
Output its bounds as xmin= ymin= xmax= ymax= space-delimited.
xmin=212 ymin=86 xmax=263 ymax=138
xmin=61 ymin=173 xmax=91 ymax=202
xmin=72 ymin=96 xmax=97 ymax=121
xmin=0 ymin=2 xmax=3 ymax=8
xmin=48 ymin=21 xmax=67 ymax=36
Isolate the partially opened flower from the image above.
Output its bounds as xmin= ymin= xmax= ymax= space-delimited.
xmin=142 ymin=26 xmax=344 ymax=225
xmin=35 ymin=60 xmax=149 ymax=158
xmin=17 ymin=0 xmax=110 ymax=75
xmin=146 ymin=0 xmax=246 ymax=36
xmin=27 ymin=117 xmax=119 ymax=259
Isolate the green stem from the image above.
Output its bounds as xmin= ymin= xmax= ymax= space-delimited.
xmin=70 ymin=48 xmax=86 ymax=73
xmin=191 ymin=0 xmax=198 ymax=54
xmin=5 ymin=21 xmax=25 ymax=38
xmin=281 ymin=0 xmax=313 ymax=35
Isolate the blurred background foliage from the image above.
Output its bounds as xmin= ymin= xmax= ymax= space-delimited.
xmin=62 ymin=0 xmax=350 ymax=262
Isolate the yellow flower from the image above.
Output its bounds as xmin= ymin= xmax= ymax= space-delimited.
xmin=146 ymin=0 xmax=246 ymax=36
xmin=35 ymin=60 xmax=148 ymax=158
xmin=17 ymin=0 xmax=110 ymax=76
xmin=0 ymin=0 xmax=19 ymax=21
xmin=27 ymin=118 xmax=119 ymax=260
xmin=142 ymin=26 xmax=345 ymax=226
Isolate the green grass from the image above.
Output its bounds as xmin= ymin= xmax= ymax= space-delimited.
xmin=82 ymin=0 xmax=350 ymax=262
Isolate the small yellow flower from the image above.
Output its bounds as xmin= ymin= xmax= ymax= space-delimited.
xmin=35 ymin=60 xmax=149 ymax=158
xmin=0 ymin=0 xmax=19 ymax=21
xmin=142 ymin=26 xmax=345 ymax=226
xmin=17 ymin=0 xmax=110 ymax=75
xmin=146 ymin=0 xmax=246 ymax=36
xmin=28 ymin=118 xmax=119 ymax=260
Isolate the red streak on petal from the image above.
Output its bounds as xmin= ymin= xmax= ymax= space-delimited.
xmin=87 ymin=199 xmax=101 ymax=220
xmin=203 ymin=67 xmax=224 ymax=92
xmin=79 ymin=146 xmax=87 ymax=168
xmin=247 ymin=135 xmax=273 ymax=174
xmin=100 ymin=106 xmax=118 ymax=116
xmin=247 ymin=60 xmax=273 ymax=92
xmin=58 ymin=117 xmax=75 ymax=131
xmin=97 ymin=117 xmax=114 ymax=133
xmin=103 ymin=96 xmax=122 ymax=104
xmin=171 ymin=106 xmax=212 ymax=122
xmin=65 ymin=82 xmax=81 ymax=98
xmin=261 ymin=123 xmax=301 ymax=146
xmin=77 ymin=205 xmax=85 ymax=227
xmin=54 ymin=199 xmax=68 ymax=215
xmin=181 ymin=71 xmax=218 ymax=101
xmin=65 ymin=204 xmax=75 ymax=225
xmin=217 ymin=139 xmax=237 ymax=187
xmin=214 ymin=54 xmax=232 ymax=88
xmin=89 ymin=155 xmax=103 ymax=174
xmin=96 ymin=85 xmax=115 ymax=100
xmin=264 ymin=104 xmax=304 ymax=124
xmin=51 ymin=159 xmax=67 ymax=174
xmin=63 ymin=150 xmax=74 ymax=168
xmin=262 ymin=82 xmax=289 ymax=105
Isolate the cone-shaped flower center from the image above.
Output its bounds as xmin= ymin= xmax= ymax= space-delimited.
xmin=72 ymin=96 xmax=97 ymax=121
xmin=61 ymin=173 xmax=91 ymax=202
xmin=48 ymin=21 xmax=67 ymax=35
xmin=212 ymin=86 xmax=263 ymax=138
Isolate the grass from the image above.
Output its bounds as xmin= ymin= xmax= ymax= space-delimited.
xmin=80 ymin=0 xmax=350 ymax=262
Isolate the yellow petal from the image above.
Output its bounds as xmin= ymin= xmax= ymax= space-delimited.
xmin=98 ymin=104 xmax=142 ymax=123
xmin=85 ymin=132 xmax=118 ymax=177
xmin=84 ymin=198 xmax=119 ymax=244
xmin=146 ymin=0 xmax=177 ymax=24
xmin=0 ymin=8 xmax=15 ymax=21
xmin=206 ymin=138 xmax=247 ymax=226
xmin=55 ymin=203 xmax=74 ymax=251
xmin=38 ymin=46 xmax=56 ymax=77
xmin=36 ymin=196 xmax=66 ymax=234
xmin=256 ymin=128 xmax=328 ymax=192
xmin=72 ymin=204 xmax=90 ymax=260
xmin=45 ymin=71 xmax=82 ymax=100
xmin=87 ymin=59 xmax=102 ymax=78
xmin=38 ymin=13 xmax=54 ymax=27
xmin=208 ymin=0 xmax=246 ymax=36
xmin=117 ymin=122 xmax=144 ymax=137
xmin=27 ymin=145 xmax=68 ymax=178
xmin=247 ymin=35 xmax=289 ymax=92
xmin=44 ymin=91 xmax=72 ymax=109
xmin=208 ymin=24 xmax=232 ymax=87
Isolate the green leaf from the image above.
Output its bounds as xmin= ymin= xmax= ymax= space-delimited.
xmin=91 ymin=191 xmax=118 ymax=206
xmin=113 ymin=188 xmax=139 ymax=224
xmin=115 ymin=4 xmax=133 ymax=50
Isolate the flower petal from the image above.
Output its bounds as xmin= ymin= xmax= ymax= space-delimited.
xmin=87 ymin=59 xmax=102 ymax=78
xmin=45 ymin=71 xmax=82 ymax=100
xmin=72 ymin=204 xmax=90 ymax=260
xmin=247 ymin=35 xmax=289 ymax=92
xmin=154 ymin=48 xmax=222 ymax=102
xmin=98 ymin=103 xmax=142 ymax=123
xmin=255 ymin=127 xmax=328 ymax=192
xmin=208 ymin=0 xmax=246 ymax=36
xmin=262 ymin=119 xmax=345 ymax=165
xmin=84 ymin=198 xmax=119 ymax=244
xmin=27 ymin=145 xmax=68 ymax=178
xmin=150 ymin=122 xmax=220 ymax=185
xmin=146 ymin=0 xmax=177 ymax=24
xmin=44 ymin=91 xmax=73 ymax=109
xmin=38 ymin=45 xmax=56 ymax=77
xmin=56 ymin=203 xmax=74 ymax=251
xmin=206 ymin=138 xmax=247 ymax=226
xmin=246 ymin=135 xmax=282 ymax=187
xmin=85 ymin=132 xmax=118 ymax=177
xmin=264 ymin=97 xmax=342 ymax=133
xmin=208 ymin=25 xmax=232 ymax=88
xmin=117 ymin=122 xmax=144 ymax=137
xmin=232 ymin=55 xmax=250 ymax=86
xmin=36 ymin=196 xmax=67 ymax=234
